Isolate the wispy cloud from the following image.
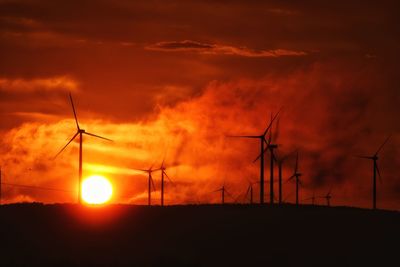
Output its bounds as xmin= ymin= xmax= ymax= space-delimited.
xmin=0 ymin=76 xmax=78 ymax=93
xmin=146 ymin=40 xmax=307 ymax=57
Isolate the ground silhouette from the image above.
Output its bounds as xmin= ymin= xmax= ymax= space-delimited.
xmin=1 ymin=203 xmax=399 ymax=266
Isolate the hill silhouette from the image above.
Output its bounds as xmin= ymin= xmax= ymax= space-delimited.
xmin=1 ymin=203 xmax=399 ymax=266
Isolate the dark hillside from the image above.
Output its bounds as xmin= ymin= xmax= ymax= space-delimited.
xmin=1 ymin=203 xmax=399 ymax=266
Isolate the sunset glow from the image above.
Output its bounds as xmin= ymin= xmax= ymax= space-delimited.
xmin=0 ymin=1 xmax=399 ymax=210
xmin=81 ymin=175 xmax=113 ymax=205
xmin=1 ymin=2 xmax=399 ymax=266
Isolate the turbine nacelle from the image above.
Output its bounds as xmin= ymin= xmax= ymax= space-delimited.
xmin=54 ymin=93 xmax=113 ymax=204
xmin=268 ymin=144 xmax=278 ymax=149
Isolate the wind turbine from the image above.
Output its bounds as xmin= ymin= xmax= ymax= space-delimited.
xmin=227 ymin=109 xmax=281 ymax=204
xmin=244 ymin=178 xmax=258 ymax=204
xmin=253 ymin=113 xmax=283 ymax=205
xmin=159 ymin=159 xmax=174 ymax=206
xmin=213 ymin=184 xmax=235 ymax=204
xmin=287 ymin=151 xmax=302 ymax=206
xmin=135 ymin=165 xmax=160 ymax=206
xmin=275 ymin=151 xmax=296 ymax=205
xmin=245 ymin=183 xmax=253 ymax=204
xmin=304 ymin=191 xmax=316 ymax=205
xmin=356 ymin=135 xmax=391 ymax=210
xmin=320 ymin=188 xmax=332 ymax=207
xmin=265 ymin=114 xmax=278 ymax=205
xmin=214 ymin=185 xmax=226 ymax=204
xmin=54 ymin=93 xmax=113 ymax=204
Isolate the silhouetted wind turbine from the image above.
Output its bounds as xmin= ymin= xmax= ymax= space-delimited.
xmin=214 ymin=184 xmax=235 ymax=204
xmin=266 ymin=114 xmax=278 ymax=205
xmin=54 ymin=93 xmax=112 ymax=204
xmin=244 ymin=178 xmax=258 ymax=204
xmin=160 ymin=159 xmax=174 ymax=206
xmin=320 ymin=188 xmax=332 ymax=207
xmin=227 ymin=110 xmax=280 ymax=204
xmin=304 ymin=191 xmax=316 ymax=205
xmin=135 ymin=165 xmax=160 ymax=206
xmin=214 ymin=185 xmax=226 ymax=204
xmin=276 ymin=151 xmax=296 ymax=205
xmin=253 ymin=113 xmax=282 ymax=204
xmin=245 ymin=183 xmax=253 ymax=204
xmin=287 ymin=151 xmax=302 ymax=206
xmin=255 ymin=116 xmax=295 ymax=205
xmin=356 ymin=135 xmax=391 ymax=210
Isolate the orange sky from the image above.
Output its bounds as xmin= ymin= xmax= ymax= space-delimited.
xmin=0 ymin=1 xmax=399 ymax=210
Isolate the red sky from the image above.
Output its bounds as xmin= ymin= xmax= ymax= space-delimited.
xmin=0 ymin=0 xmax=399 ymax=210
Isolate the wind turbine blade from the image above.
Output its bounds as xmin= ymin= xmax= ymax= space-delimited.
xmin=262 ymin=107 xmax=282 ymax=137
xmin=226 ymin=135 xmax=260 ymax=139
xmin=224 ymin=189 xmax=236 ymax=201
xmin=268 ymin=112 xmax=273 ymax=144
xmin=161 ymin=157 xmax=165 ymax=169
xmin=233 ymin=192 xmax=240 ymax=202
xmin=164 ymin=171 xmax=174 ymax=184
xmin=149 ymin=161 xmax=156 ymax=171
xmin=286 ymin=175 xmax=295 ymax=183
xmin=245 ymin=177 xmax=252 ymax=184
xmin=84 ymin=132 xmax=113 ymax=142
xmin=273 ymin=117 xmax=280 ymax=142
xmin=328 ymin=186 xmax=332 ymax=195
xmin=355 ymin=155 xmax=373 ymax=159
xmin=375 ymin=162 xmax=383 ymax=184
xmin=53 ymin=132 xmax=79 ymax=159
xmin=263 ymin=137 xmax=270 ymax=146
xmin=69 ymin=93 xmax=80 ymax=130
xmin=253 ymin=147 xmax=269 ymax=163
xmin=375 ymin=135 xmax=391 ymax=155
xmin=294 ymin=151 xmax=299 ymax=172
xmin=272 ymin=152 xmax=277 ymax=162
xmin=150 ymin=176 xmax=156 ymax=191
xmin=245 ymin=186 xmax=251 ymax=198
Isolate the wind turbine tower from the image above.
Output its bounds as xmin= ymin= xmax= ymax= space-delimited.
xmin=54 ymin=93 xmax=113 ymax=204
xmin=135 ymin=166 xmax=160 ymax=206
xmin=160 ymin=159 xmax=174 ymax=206
xmin=287 ymin=152 xmax=302 ymax=206
xmin=227 ymin=110 xmax=280 ymax=204
xmin=357 ymin=136 xmax=391 ymax=210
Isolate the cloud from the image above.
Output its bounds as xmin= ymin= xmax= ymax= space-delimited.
xmin=0 ymin=1 xmax=399 ymax=210
xmin=0 ymin=76 xmax=78 ymax=93
xmin=0 ymin=75 xmax=80 ymax=131
xmin=146 ymin=40 xmax=308 ymax=57
xmin=1 ymin=60 xmax=399 ymax=209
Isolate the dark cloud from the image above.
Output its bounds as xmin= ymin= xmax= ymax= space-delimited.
xmin=148 ymin=40 xmax=215 ymax=50
xmin=146 ymin=40 xmax=307 ymax=57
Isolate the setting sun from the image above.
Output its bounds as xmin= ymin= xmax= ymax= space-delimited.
xmin=82 ymin=175 xmax=113 ymax=204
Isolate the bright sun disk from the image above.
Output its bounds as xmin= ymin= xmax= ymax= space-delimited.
xmin=82 ymin=175 xmax=113 ymax=204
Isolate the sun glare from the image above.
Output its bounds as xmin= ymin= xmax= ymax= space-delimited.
xmin=82 ymin=175 xmax=113 ymax=205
